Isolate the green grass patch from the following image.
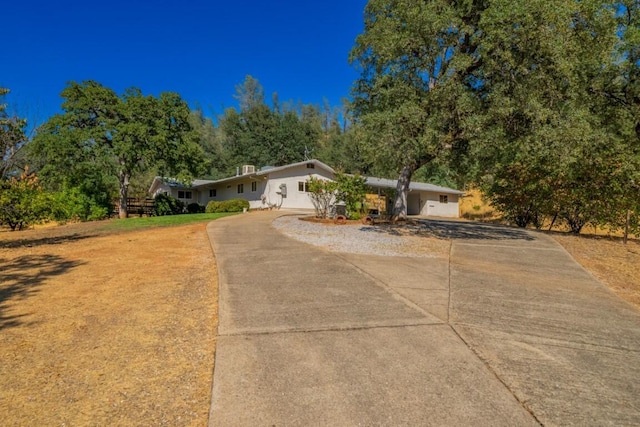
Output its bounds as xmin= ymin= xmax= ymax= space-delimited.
xmin=101 ymin=212 xmax=238 ymax=232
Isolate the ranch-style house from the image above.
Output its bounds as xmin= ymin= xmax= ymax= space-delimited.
xmin=148 ymin=159 xmax=464 ymax=217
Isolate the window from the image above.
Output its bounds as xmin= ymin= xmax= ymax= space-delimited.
xmin=298 ymin=181 xmax=309 ymax=192
xmin=439 ymin=195 xmax=448 ymax=204
xmin=306 ymin=163 xmax=315 ymax=169
xmin=209 ymin=189 xmax=217 ymax=197
xmin=178 ymin=191 xmax=192 ymax=199
xmin=237 ymin=183 xmax=244 ymax=194
xmin=251 ymin=182 xmax=257 ymax=192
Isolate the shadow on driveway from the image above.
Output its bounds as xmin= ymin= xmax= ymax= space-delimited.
xmin=360 ymin=218 xmax=535 ymax=241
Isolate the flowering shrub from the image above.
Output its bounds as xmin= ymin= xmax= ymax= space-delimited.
xmin=307 ymin=176 xmax=337 ymax=218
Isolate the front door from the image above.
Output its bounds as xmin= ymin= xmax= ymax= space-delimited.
xmin=407 ymin=193 xmax=421 ymax=215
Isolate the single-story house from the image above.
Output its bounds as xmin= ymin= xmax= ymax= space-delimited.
xmin=148 ymin=159 xmax=464 ymax=217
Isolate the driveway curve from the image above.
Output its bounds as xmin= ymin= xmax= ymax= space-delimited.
xmin=208 ymin=212 xmax=640 ymax=426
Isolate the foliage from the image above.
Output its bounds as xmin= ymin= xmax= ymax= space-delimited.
xmin=187 ymin=202 xmax=205 ymax=214
xmin=348 ymin=0 xmax=638 ymax=233
xmin=154 ymin=194 xmax=185 ymax=216
xmin=474 ymin=0 xmax=639 ymax=234
xmin=218 ymin=75 xmax=334 ymax=174
xmin=306 ymin=176 xmax=338 ymax=219
xmin=334 ymin=173 xmax=368 ymax=219
xmin=30 ymin=80 xmax=206 ymax=219
xmin=205 ymin=199 xmax=250 ymax=213
xmin=0 ymin=168 xmax=51 ymax=231
xmin=0 ymin=87 xmax=28 ymax=178
xmin=51 ymin=186 xmax=109 ymax=222
xmin=349 ymin=0 xmax=482 ymax=218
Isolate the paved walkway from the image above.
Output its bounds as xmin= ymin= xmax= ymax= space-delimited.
xmin=207 ymin=212 xmax=640 ymax=426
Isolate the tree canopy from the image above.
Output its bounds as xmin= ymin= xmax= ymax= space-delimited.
xmin=350 ymin=0 xmax=640 ymax=232
xmin=0 ymin=87 xmax=28 ymax=178
xmin=350 ymin=0 xmax=483 ymax=218
xmin=31 ymin=81 xmax=206 ymax=218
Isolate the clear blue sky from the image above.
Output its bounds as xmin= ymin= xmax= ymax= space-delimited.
xmin=2 ymin=0 xmax=368 ymax=125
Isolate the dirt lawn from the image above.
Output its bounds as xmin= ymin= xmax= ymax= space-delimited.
xmin=0 ymin=221 xmax=218 ymax=426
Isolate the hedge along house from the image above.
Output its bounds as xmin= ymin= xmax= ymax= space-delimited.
xmin=148 ymin=159 xmax=464 ymax=217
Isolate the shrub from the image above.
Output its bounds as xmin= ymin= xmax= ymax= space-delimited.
xmin=205 ymin=199 xmax=249 ymax=213
xmin=154 ymin=193 xmax=184 ymax=216
xmin=0 ymin=169 xmax=52 ymax=231
xmin=187 ymin=202 xmax=204 ymax=214
xmin=51 ymin=186 xmax=109 ymax=222
xmin=225 ymin=199 xmax=250 ymax=212
xmin=334 ymin=173 xmax=368 ymax=220
xmin=307 ymin=177 xmax=337 ymax=219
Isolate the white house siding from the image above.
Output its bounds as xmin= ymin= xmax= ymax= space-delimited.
xmin=421 ymin=193 xmax=460 ymax=217
xmin=199 ymin=177 xmax=265 ymax=207
xmin=255 ymin=164 xmax=331 ymax=210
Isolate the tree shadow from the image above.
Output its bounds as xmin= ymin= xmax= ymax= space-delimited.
xmin=0 ymin=233 xmax=97 ymax=249
xmin=0 ymin=254 xmax=84 ymax=330
xmin=360 ymin=218 xmax=535 ymax=241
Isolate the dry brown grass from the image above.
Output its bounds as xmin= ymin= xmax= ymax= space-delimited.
xmin=0 ymin=222 xmax=218 ymax=426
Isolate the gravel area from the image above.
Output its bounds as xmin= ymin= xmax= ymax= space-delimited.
xmin=272 ymin=215 xmax=448 ymax=257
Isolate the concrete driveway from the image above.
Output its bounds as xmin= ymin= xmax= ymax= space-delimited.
xmin=207 ymin=213 xmax=640 ymax=426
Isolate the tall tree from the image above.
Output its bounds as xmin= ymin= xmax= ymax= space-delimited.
xmin=31 ymin=81 xmax=205 ymax=218
xmin=0 ymin=87 xmax=28 ymax=178
xmin=475 ymin=0 xmax=624 ymax=231
xmin=350 ymin=0 xmax=483 ymax=219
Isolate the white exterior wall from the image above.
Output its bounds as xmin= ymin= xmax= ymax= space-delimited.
xmin=262 ymin=164 xmax=334 ymax=210
xmin=199 ymin=177 xmax=265 ymax=208
xmin=195 ymin=165 xmax=334 ymax=210
xmin=421 ymin=192 xmax=460 ymax=217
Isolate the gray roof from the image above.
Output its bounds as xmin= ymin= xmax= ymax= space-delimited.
xmin=364 ymin=176 xmax=464 ymax=195
xmin=188 ymin=159 xmax=335 ymax=189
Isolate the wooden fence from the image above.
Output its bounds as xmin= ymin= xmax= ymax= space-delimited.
xmin=112 ymin=198 xmax=155 ymax=217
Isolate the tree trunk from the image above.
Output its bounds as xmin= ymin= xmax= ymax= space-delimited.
xmin=118 ymin=170 xmax=130 ymax=219
xmin=624 ymin=209 xmax=631 ymax=245
xmin=392 ymin=165 xmax=414 ymax=221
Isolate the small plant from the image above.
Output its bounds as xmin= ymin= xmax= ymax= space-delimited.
xmin=187 ymin=202 xmax=204 ymax=214
xmin=0 ymin=167 xmax=52 ymax=231
xmin=205 ymin=199 xmax=249 ymax=213
xmin=334 ymin=173 xmax=368 ymax=220
xmin=307 ymin=177 xmax=338 ymax=219
xmin=154 ymin=194 xmax=184 ymax=216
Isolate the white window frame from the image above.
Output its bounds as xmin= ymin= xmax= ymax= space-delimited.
xmin=298 ymin=181 xmax=309 ymax=192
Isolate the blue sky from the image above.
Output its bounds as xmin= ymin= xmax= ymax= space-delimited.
xmin=2 ymin=0 xmax=368 ymax=125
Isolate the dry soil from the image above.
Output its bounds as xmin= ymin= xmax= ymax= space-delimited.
xmin=0 ymin=221 xmax=218 ymax=426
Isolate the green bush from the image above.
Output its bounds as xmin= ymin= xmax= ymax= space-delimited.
xmin=51 ymin=187 xmax=109 ymax=222
xmin=0 ymin=172 xmax=52 ymax=231
xmin=205 ymin=199 xmax=249 ymax=213
xmin=335 ymin=173 xmax=368 ymax=220
xmin=154 ymin=193 xmax=184 ymax=216
xmin=187 ymin=202 xmax=204 ymax=214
